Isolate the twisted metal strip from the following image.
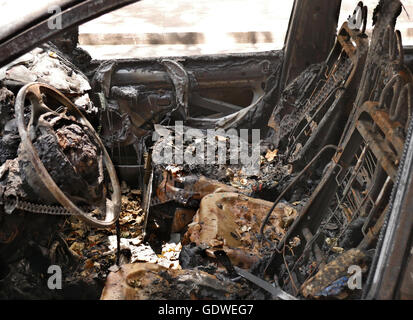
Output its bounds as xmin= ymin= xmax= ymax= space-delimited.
xmin=3 ymin=197 xmax=91 ymax=216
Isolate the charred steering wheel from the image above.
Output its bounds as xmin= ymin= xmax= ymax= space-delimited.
xmin=14 ymin=82 xmax=121 ymax=228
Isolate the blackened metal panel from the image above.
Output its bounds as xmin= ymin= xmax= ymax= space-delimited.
xmin=280 ymin=0 xmax=342 ymax=90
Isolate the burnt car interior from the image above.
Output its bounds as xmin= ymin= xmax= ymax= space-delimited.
xmin=0 ymin=0 xmax=412 ymax=300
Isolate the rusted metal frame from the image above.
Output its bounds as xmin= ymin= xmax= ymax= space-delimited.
xmin=286 ymin=23 xmax=368 ymax=165
xmin=337 ymin=37 xmax=356 ymax=58
xmin=380 ymin=74 xmax=403 ymax=120
xmin=267 ymin=117 xmax=368 ymax=275
xmin=279 ymin=164 xmax=344 ymax=251
xmin=387 ymin=28 xmax=404 ymax=68
xmin=297 ymin=88 xmax=360 ymax=168
xmin=358 ymin=101 xmax=405 ymax=158
xmin=310 ymin=148 xmax=376 ymax=253
xmin=285 ymin=146 xmax=382 ymax=281
xmin=353 ymin=1 xmax=404 ymax=108
xmin=286 ymin=87 xmax=344 ymax=161
xmin=326 ymin=103 xmax=403 ymax=235
xmin=328 ymin=186 xmax=376 ymax=248
xmin=350 ymin=186 xmax=366 ymax=211
xmin=335 ymin=23 xmax=367 ymax=64
xmin=308 ymin=55 xmax=348 ymax=110
xmin=391 ymin=83 xmax=413 ymax=131
xmin=330 ymin=74 xmax=409 ymax=238
xmin=356 ymin=118 xmax=399 ymax=180
xmin=288 ymin=204 xmax=366 ymax=287
xmin=276 ymin=0 xmax=407 ymax=295
xmin=325 ymin=24 xmax=367 ymax=95
xmin=357 ymin=203 xmax=389 ymax=250
xmin=363 ymin=148 xmax=378 ymax=180
xmin=329 ymin=145 xmax=370 ymax=223
xmin=278 ymin=99 xmax=405 ymax=281
xmin=304 ymin=45 xmax=352 ymax=113
xmin=367 ymin=116 xmax=413 ymax=299
xmin=0 ymin=0 xmax=139 ymax=67
xmin=278 ymin=125 xmax=366 ymax=255
xmin=283 ymin=76 xmax=329 ymax=145
xmin=337 ymin=146 xmax=368 ymax=205
xmin=361 ymin=176 xmax=392 ymax=236
xmin=337 ymin=177 xmax=359 ymax=216
xmin=356 ymin=162 xmax=389 ymax=222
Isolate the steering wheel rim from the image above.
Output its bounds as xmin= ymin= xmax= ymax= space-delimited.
xmin=14 ymin=82 xmax=121 ymax=228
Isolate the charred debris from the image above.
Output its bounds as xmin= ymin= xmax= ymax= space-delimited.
xmin=0 ymin=0 xmax=412 ymax=300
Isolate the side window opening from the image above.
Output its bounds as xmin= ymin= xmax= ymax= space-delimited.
xmin=78 ymin=0 xmax=295 ymax=59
